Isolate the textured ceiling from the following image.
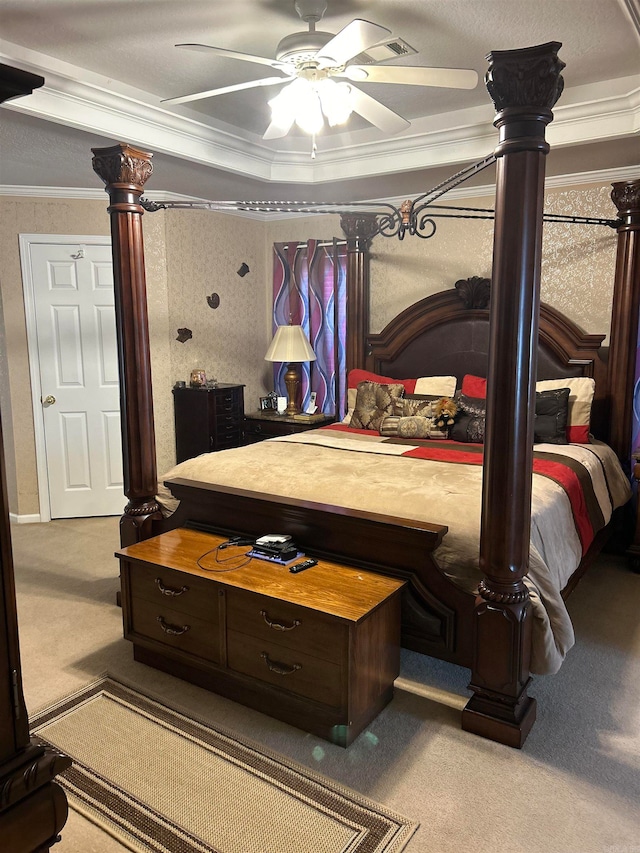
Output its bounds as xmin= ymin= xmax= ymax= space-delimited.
xmin=0 ymin=0 xmax=638 ymax=200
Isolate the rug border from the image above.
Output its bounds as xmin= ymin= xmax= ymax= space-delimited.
xmin=30 ymin=675 xmax=419 ymax=853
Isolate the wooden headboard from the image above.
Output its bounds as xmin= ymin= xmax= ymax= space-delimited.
xmin=365 ymin=281 xmax=609 ymax=440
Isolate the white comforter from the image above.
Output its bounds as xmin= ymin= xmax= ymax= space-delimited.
xmin=159 ymin=428 xmax=631 ymax=674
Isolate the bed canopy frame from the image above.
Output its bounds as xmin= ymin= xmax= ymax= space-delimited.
xmin=92 ymin=42 xmax=640 ymax=748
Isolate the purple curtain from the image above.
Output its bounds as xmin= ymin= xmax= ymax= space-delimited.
xmin=272 ymin=240 xmax=347 ymax=418
xmin=633 ymin=328 xmax=640 ymax=459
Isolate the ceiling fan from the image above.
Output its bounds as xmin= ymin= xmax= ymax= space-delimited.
xmin=162 ymin=0 xmax=478 ymax=140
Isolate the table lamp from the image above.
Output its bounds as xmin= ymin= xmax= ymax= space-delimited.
xmin=264 ymin=325 xmax=316 ymax=416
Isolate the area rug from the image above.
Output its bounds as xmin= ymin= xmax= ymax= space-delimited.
xmin=30 ymin=677 xmax=418 ymax=853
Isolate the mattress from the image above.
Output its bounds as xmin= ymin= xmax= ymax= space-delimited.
xmin=158 ymin=425 xmax=631 ymax=675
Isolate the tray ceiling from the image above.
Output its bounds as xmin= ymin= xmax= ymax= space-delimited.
xmin=0 ymin=0 xmax=638 ymax=200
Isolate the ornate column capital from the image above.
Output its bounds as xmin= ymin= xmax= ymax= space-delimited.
xmin=611 ymin=179 xmax=640 ymax=223
xmin=340 ymin=213 xmax=378 ymax=249
xmin=92 ymin=143 xmax=153 ymax=213
xmin=485 ymin=42 xmax=565 ymax=156
xmin=92 ymin=143 xmax=153 ymax=189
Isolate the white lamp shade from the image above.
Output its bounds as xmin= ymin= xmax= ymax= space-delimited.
xmin=265 ymin=325 xmax=316 ymax=363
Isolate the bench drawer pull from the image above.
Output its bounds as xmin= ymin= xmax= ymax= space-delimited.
xmin=155 ymin=578 xmax=189 ymax=597
xmin=260 ymin=652 xmax=301 ymax=676
xmin=260 ymin=610 xmax=300 ymax=632
xmin=157 ymin=616 xmax=190 ymax=636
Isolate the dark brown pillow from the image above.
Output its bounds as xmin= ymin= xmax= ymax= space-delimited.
xmin=450 ymin=389 xmax=571 ymax=444
xmin=534 ymin=388 xmax=570 ymax=444
xmin=450 ymin=393 xmax=486 ymax=443
xmin=349 ymin=381 xmax=404 ymax=431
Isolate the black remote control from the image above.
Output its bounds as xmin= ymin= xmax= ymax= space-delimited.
xmin=289 ymin=558 xmax=318 ymax=573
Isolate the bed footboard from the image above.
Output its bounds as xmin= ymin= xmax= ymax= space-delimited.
xmin=154 ymin=478 xmax=476 ymax=666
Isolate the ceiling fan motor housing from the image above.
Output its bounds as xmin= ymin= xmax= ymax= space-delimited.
xmin=276 ymin=31 xmax=335 ymax=65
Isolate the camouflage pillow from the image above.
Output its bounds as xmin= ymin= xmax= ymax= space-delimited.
xmin=393 ymin=395 xmax=437 ymax=418
xmin=349 ymin=381 xmax=404 ymax=431
xmin=380 ymin=415 xmax=449 ymax=439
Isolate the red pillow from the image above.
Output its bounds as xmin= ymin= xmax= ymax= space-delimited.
xmin=461 ymin=374 xmax=487 ymax=398
xmin=347 ymin=369 xmax=417 ymax=394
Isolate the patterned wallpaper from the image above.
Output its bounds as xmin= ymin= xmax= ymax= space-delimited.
xmin=141 ymin=211 xmax=173 ymax=477
xmin=370 ymin=184 xmax=618 ymax=338
xmin=0 ymin=182 xmax=623 ymax=517
xmin=163 ymin=209 xmax=268 ymax=420
xmin=540 ymin=184 xmax=618 ymax=338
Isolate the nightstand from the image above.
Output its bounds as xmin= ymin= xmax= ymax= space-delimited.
xmin=244 ymin=410 xmax=334 ymax=444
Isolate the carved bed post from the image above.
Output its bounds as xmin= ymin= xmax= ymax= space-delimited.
xmin=607 ymin=179 xmax=640 ymax=464
xmin=461 ymin=43 xmax=565 ymax=747
xmin=340 ymin=214 xmax=377 ymax=372
xmin=92 ymin=143 xmax=162 ymax=546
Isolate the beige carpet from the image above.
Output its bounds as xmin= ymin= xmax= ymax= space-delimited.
xmin=10 ymin=517 xmax=640 ymax=853
xmin=31 ymin=676 xmax=417 ymax=853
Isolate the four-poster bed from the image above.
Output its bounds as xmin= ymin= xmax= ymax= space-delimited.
xmin=93 ymin=42 xmax=640 ymax=748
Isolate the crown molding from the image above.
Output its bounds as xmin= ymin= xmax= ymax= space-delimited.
xmin=3 ymin=165 xmax=638 ymax=218
xmin=620 ymin=0 xmax=640 ymax=39
xmin=1 ymin=39 xmax=638 ymax=187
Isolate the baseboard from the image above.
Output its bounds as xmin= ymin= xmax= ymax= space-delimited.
xmin=9 ymin=513 xmax=42 ymax=524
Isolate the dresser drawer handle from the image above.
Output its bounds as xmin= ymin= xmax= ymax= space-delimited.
xmin=260 ymin=652 xmax=301 ymax=676
xmin=155 ymin=578 xmax=189 ymax=597
xmin=156 ymin=616 xmax=190 ymax=636
xmin=260 ymin=610 xmax=301 ymax=632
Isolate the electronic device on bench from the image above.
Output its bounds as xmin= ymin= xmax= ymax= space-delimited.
xmin=249 ymin=534 xmax=301 ymax=564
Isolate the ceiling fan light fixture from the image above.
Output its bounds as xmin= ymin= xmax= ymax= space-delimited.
xmin=269 ymin=78 xmax=322 ymax=135
xmin=317 ymin=79 xmax=353 ymax=127
xmin=294 ymin=88 xmax=324 ymax=134
xmin=268 ymin=76 xmax=353 ymax=136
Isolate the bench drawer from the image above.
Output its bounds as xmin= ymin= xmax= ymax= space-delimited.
xmin=227 ymin=630 xmax=342 ymax=708
xmin=128 ymin=562 xmax=218 ymax=622
xmin=226 ymin=588 xmax=346 ymax=662
xmin=130 ymin=597 xmax=220 ymax=663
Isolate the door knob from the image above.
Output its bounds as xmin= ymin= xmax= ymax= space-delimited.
xmin=42 ymin=395 xmax=56 ymax=405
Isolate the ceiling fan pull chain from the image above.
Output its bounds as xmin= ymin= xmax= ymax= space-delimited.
xmin=311 ymin=134 xmax=317 ymax=159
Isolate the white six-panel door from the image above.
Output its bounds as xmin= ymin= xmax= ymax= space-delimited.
xmin=20 ymin=236 xmax=124 ymax=519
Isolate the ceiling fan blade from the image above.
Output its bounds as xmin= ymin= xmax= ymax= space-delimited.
xmin=316 ymin=19 xmax=392 ymax=68
xmin=348 ymin=85 xmax=410 ymax=134
xmin=263 ymin=114 xmax=296 ymax=140
xmin=162 ymin=76 xmax=290 ymax=106
xmin=176 ymin=43 xmax=292 ymax=73
xmin=342 ymin=65 xmax=478 ymax=90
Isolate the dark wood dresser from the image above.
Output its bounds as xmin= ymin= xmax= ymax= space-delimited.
xmin=173 ymin=384 xmax=244 ymax=462
xmin=117 ymin=528 xmax=404 ymax=746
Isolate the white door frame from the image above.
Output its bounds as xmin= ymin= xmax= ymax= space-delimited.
xmin=19 ymin=233 xmax=113 ymax=523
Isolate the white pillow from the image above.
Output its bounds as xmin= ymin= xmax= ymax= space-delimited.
xmin=535 ymin=377 xmax=595 ymax=443
xmin=414 ymin=375 xmax=457 ymax=397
